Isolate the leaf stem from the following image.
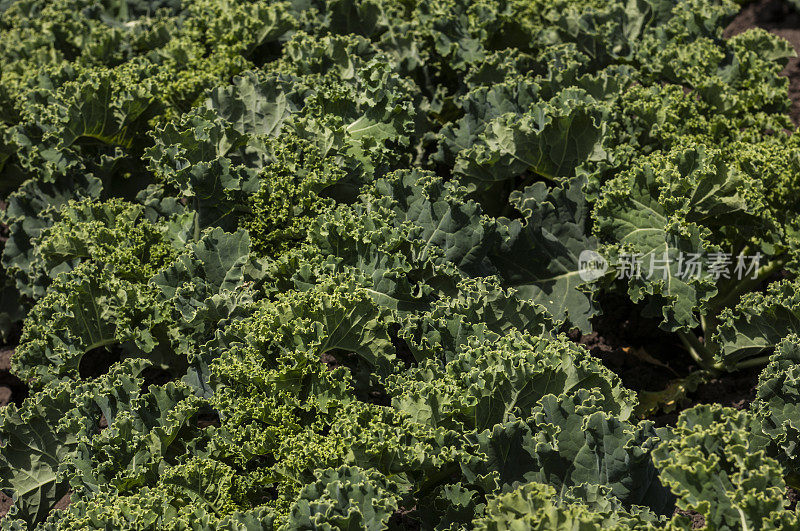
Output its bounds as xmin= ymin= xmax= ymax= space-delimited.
xmin=712 ymin=256 xmax=787 ymax=311
xmin=678 ymin=328 xmax=726 ymax=372
xmin=677 ymin=330 xmax=710 ymax=368
xmin=193 ymin=197 xmax=200 ymax=243
xmin=737 ymin=505 xmax=750 ymax=531
xmin=732 ymin=354 xmax=773 ymax=370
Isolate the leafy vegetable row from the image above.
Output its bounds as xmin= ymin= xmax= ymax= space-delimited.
xmin=1 ymin=0 xmax=800 ymax=528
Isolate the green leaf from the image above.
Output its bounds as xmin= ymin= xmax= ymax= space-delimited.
xmin=490 ymin=175 xmax=599 ymax=331
xmin=286 ymin=466 xmax=401 ymax=531
xmin=652 ymin=405 xmax=788 ymax=530
xmin=715 ymin=280 xmax=800 ymax=365
xmin=0 ymin=384 xmax=75 ymax=526
xmin=454 ymin=89 xmax=606 ymax=190
xmin=594 ymin=150 xmax=719 ymax=332
xmin=526 ymin=391 xmax=673 ymax=513
xmin=750 ymin=335 xmax=800 ymax=477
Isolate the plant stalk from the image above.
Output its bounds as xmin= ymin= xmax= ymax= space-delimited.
xmin=712 ymin=256 xmax=787 ymax=311
xmin=677 ymin=330 xmax=715 ymax=369
xmin=733 ymin=354 xmax=773 ymax=370
xmin=193 ymin=196 xmax=201 ymax=242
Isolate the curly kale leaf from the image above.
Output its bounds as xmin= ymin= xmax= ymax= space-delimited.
xmin=453 ymin=89 xmax=607 ymax=191
xmin=593 ymin=144 xmax=778 ymax=332
xmin=2 ymin=174 xmax=102 ymax=301
xmin=523 ymin=390 xmax=673 ymax=513
xmin=653 ymin=405 xmax=790 ymax=530
xmin=286 ymin=466 xmax=402 ymax=530
xmin=387 ymin=332 xmax=635 ymax=431
xmin=750 ymin=336 xmax=800 ymax=478
xmin=0 ymin=383 xmax=75 ymax=526
xmin=361 ymin=170 xmax=600 ymax=330
xmin=474 ymin=482 xmax=663 ymax=530
xmin=490 ymin=175 xmax=600 ymax=331
xmin=715 ymin=280 xmax=800 ymax=366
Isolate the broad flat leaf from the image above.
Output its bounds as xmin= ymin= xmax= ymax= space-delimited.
xmin=490 ymin=176 xmax=599 ymax=331
xmin=0 ymin=384 xmax=75 ymax=526
xmin=205 ymin=72 xmax=305 ymax=137
xmin=527 ymin=391 xmax=673 ymax=513
xmin=154 ymin=228 xmax=254 ymax=298
xmin=454 ymin=89 xmax=606 ymax=190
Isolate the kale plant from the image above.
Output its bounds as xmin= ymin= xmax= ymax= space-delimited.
xmin=0 ymin=0 xmax=799 ymax=528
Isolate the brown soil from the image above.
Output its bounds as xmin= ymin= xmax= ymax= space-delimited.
xmin=577 ymin=288 xmax=763 ymax=424
xmin=0 ymin=491 xmax=72 ymax=519
xmin=0 ymin=348 xmax=25 ymax=408
xmin=389 ymin=507 xmax=421 ymax=530
xmin=725 ymin=0 xmax=800 ymax=124
xmin=691 ymin=368 xmax=760 ymax=409
xmin=53 ymin=494 xmax=71 ymax=512
xmin=787 ymin=487 xmax=799 ymax=510
xmin=0 ymin=494 xmax=10 ymax=519
xmin=573 ymin=287 xmax=762 ymax=424
xmin=675 ymin=508 xmax=707 ymax=529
